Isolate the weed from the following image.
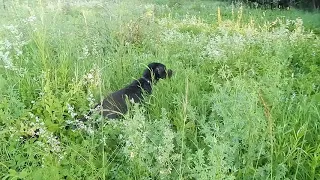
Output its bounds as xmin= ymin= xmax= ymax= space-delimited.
xmin=0 ymin=0 xmax=319 ymax=179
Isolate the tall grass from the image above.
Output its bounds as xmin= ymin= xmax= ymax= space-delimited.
xmin=0 ymin=0 xmax=319 ymax=179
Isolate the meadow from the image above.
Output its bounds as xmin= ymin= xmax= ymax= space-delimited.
xmin=0 ymin=0 xmax=320 ymax=179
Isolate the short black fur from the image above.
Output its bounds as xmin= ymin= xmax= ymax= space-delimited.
xmin=81 ymin=62 xmax=173 ymax=121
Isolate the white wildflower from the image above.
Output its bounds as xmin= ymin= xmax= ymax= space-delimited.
xmin=87 ymin=91 xmax=95 ymax=107
xmin=67 ymin=103 xmax=77 ymax=118
xmin=26 ymin=15 xmax=37 ymax=23
xmin=4 ymin=39 xmax=12 ymax=49
xmin=82 ymin=45 xmax=89 ymax=58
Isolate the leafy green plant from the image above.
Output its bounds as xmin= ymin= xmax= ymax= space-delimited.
xmin=0 ymin=0 xmax=319 ymax=179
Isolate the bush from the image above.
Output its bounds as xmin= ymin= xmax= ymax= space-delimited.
xmin=0 ymin=0 xmax=319 ymax=179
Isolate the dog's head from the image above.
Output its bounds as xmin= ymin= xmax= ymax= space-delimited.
xmin=143 ymin=62 xmax=173 ymax=82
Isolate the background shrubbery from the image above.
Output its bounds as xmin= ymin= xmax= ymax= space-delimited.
xmin=0 ymin=0 xmax=319 ymax=179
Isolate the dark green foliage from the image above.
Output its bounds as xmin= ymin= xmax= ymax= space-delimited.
xmin=0 ymin=0 xmax=319 ymax=179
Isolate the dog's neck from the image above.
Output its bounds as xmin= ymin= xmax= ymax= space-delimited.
xmin=142 ymin=77 xmax=151 ymax=85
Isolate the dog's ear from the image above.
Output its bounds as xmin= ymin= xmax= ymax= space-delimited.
xmin=155 ymin=66 xmax=164 ymax=76
xmin=155 ymin=67 xmax=161 ymax=74
xmin=147 ymin=62 xmax=158 ymax=69
xmin=154 ymin=65 xmax=168 ymax=80
xmin=143 ymin=62 xmax=160 ymax=79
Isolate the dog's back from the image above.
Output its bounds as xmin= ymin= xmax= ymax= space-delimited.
xmin=100 ymin=77 xmax=152 ymax=118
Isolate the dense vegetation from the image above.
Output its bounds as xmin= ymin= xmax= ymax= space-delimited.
xmin=222 ymin=0 xmax=320 ymax=10
xmin=0 ymin=0 xmax=319 ymax=179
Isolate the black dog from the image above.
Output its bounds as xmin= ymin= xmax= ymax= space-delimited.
xmin=81 ymin=62 xmax=173 ymax=121
xmin=22 ymin=63 xmax=172 ymax=141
